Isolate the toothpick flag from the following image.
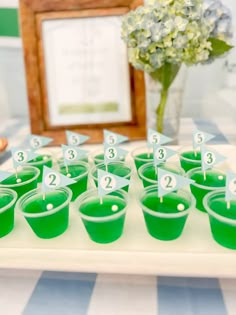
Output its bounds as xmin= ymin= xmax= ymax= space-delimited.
xmin=11 ymin=148 xmax=39 ymax=169
xmin=61 ymin=145 xmax=88 ymax=165
xmin=42 ymin=166 xmax=76 ymax=193
xmin=97 ymin=169 xmax=130 ymax=196
xmin=28 ymin=135 xmax=53 ymax=150
xmin=104 ymin=130 xmax=128 ymax=145
xmin=158 ymin=168 xmax=194 ymax=198
xmin=225 ymin=171 xmax=236 ymax=202
xmin=153 ymin=145 xmax=177 ymax=166
xmin=201 ymin=146 xmax=226 ymax=172
xmin=147 ymin=129 xmax=172 ymax=148
xmin=192 ymin=129 xmax=215 ymax=150
xmin=0 ymin=170 xmax=13 ymax=182
xmin=66 ymin=131 xmax=90 ymax=146
xmin=104 ymin=144 xmax=128 ymax=164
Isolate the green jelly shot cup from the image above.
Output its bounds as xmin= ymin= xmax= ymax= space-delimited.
xmin=59 ymin=161 xmax=89 ymax=201
xmin=16 ymin=187 xmax=72 ymax=239
xmin=91 ymin=149 xmax=126 ymax=165
xmin=90 ymin=161 xmax=131 ymax=192
xmin=138 ymin=162 xmax=184 ymax=187
xmin=0 ymin=166 xmax=40 ymax=198
xmin=0 ymin=188 xmax=17 ymax=237
xmin=179 ymin=148 xmax=201 ymax=172
xmin=131 ymin=146 xmax=153 ymax=171
xmin=187 ymin=167 xmax=226 ymax=212
xmin=204 ymin=189 xmax=236 ymax=249
xmin=27 ymin=153 xmax=53 ymax=182
xmin=77 ymin=189 xmax=128 ymax=243
xmin=139 ymin=185 xmax=195 ymax=241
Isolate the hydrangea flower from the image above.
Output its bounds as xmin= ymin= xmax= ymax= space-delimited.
xmin=121 ymin=0 xmax=233 ymax=133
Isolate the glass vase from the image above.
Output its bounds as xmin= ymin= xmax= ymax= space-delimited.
xmin=146 ymin=65 xmax=187 ymax=144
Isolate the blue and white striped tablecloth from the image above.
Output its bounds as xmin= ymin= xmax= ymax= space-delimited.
xmin=0 ymin=117 xmax=236 ymax=315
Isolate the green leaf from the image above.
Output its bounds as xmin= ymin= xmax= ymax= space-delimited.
xmin=209 ymin=38 xmax=233 ymax=58
xmin=150 ymin=63 xmax=181 ymax=90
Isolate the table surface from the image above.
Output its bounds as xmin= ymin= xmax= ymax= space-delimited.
xmin=1 ymin=117 xmax=236 ymax=315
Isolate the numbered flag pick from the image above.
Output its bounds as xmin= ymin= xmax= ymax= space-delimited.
xmin=104 ymin=130 xmax=128 ymax=146
xmin=147 ymin=129 xmax=172 ymax=148
xmin=201 ymin=146 xmax=226 ymax=172
xmin=153 ymin=145 xmax=177 ymax=166
xmin=192 ymin=129 xmax=215 ymax=150
xmin=27 ymin=134 xmax=53 ymax=150
xmin=98 ymin=169 xmax=130 ymax=197
xmin=158 ymin=168 xmax=195 ymax=198
xmin=0 ymin=170 xmax=13 ymax=182
xmin=42 ymin=166 xmax=76 ymax=193
xmin=225 ymin=171 xmax=236 ymax=203
xmin=11 ymin=148 xmax=39 ymax=169
xmin=66 ymin=131 xmax=90 ymax=146
xmin=61 ymin=145 xmax=88 ymax=165
xmin=104 ymin=144 xmax=128 ymax=165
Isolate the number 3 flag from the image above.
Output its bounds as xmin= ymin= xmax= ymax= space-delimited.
xmin=42 ymin=166 xmax=76 ymax=193
xmin=97 ymin=169 xmax=130 ymax=197
xmin=11 ymin=147 xmax=39 ymax=169
xmin=158 ymin=168 xmax=195 ymax=198
xmin=201 ymin=146 xmax=226 ymax=172
xmin=226 ymin=171 xmax=236 ymax=202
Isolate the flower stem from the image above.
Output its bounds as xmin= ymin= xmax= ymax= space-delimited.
xmin=156 ymin=86 xmax=168 ymax=133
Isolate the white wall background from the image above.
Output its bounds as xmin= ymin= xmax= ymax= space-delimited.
xmin=0 ymin=0 xmax=235 ymax=121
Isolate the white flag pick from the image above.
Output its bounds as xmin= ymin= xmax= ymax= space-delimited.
xmin=192 ymin=129 xmax=215 ymax=150
xmin=97 ymin=169 xmax=130 ymax=197
xmin=42 ymin=166 xmax=76 ymax=193
xmin=66 ymin=131 xmax=90 ymax=146
xmin=158 ymin=168 xmax=195 ymax=198
xmin=147 ymin=129 xmax=172 ymax=148
xmin=103 ymin=130 xmax=128 ymax=145
xmin=28 ymin=135 xmax=53 ymax=150
xmin=11 ymin=148 xmax=39 ymax=169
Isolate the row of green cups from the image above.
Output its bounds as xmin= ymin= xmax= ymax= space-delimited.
xmin=2 ymin=182 xmax=235 ymax=250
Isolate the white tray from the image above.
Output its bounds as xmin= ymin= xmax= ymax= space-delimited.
xmin=1 ymin=143 xmax=236 ymax=277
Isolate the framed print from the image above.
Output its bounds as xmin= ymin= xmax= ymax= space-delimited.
xmin=19 ymin=0 xmax=146 ymax=144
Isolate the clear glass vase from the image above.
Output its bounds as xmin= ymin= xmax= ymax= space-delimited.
xmin=145 ymin=65 xmax=187 ymax=144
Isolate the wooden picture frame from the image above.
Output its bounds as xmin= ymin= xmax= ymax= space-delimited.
xmin=19 ymin=0 xmax=146 ymax=144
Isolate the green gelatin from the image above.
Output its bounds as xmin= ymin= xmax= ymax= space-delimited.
xmin=28 ymin=155 xmax=53 ymax=182
xmin=0 ymin=172 xmax=37 ymax=198
xmin=93 ymin=163 xmax=130 ymax=192
xmin=60 ymin=164 xmax=88 ymax=201
xmin=94 ymin=153 xmax=125 ymax=165
xmin=207 ymin=197 xmax=236 ymax=249
xmin=80 ymin=196 xmax=126 ymax=243
xmin=180 ymin=151 xmax=201 ymax=172
xmin=23 ymin=192 xmax=69 ymax=239
xmin=190 ymin=170 xmax=226 ymax=212
xmin=134 ymin=153 xmax=153 ymax=171
xmin=142 ymin=193 xmax=190 ymax=240
xmin=0 ymin=194 xmax=15 ymax=237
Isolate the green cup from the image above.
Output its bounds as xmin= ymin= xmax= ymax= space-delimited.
xmin=187 ymin=167 xmax=226 ymax=212
xmin=0 ymin=166 xmax=40 ymax=198
xmin=203 ymin=189 xmax=236 ymax=249
xmin=16 ymin=187 xmax=72 ymax=239
xmin=27 ymin=153 xmax=53 ymax=182
xmin=138 ymin=162 xmax=184 ymax=187
xmin=0 ymin=188 xmax=17 ymax=237
xmin=131 ymin=146 xmax=153 ymax=171
xmin=179 ymin=148 xmax=201 ymax=172
xmin=90 ymin=161 xmax=131 ymax=192
xmin=77 ymin=189 xmax=128 ymax=243
xmin=59 ymin=161 xmax=89 ymax=201
xmin=139 ymin=185 xmax=195 ymax=241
